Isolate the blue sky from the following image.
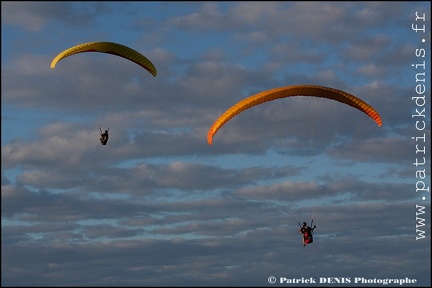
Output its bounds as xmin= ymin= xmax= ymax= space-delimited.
xmin=2 ymin=1 xmax=431 ymax=287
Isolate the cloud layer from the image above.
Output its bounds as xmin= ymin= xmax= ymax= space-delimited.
xmin=2 ymin=2 xmax=430 ymax=286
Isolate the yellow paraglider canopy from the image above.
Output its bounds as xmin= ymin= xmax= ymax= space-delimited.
xmin=51 ymin=41 xmax=157 ymax=77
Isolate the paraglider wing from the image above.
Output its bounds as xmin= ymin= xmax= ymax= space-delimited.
xmin=50 ymin=41 xmax=157 ymax=77
xmin=207 ymin=84 xmax=382 ymax=145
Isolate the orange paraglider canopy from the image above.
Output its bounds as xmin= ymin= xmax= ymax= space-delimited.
xmin=207 ymin=84 xmax=382 ymax=145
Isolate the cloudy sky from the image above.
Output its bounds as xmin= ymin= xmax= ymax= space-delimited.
xmin=2 ymin=1 xmax=431 ymax=287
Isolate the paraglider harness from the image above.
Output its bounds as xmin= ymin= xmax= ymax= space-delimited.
xmin=298 ymin=219 xmax=315 ymax=247
xmin=100 ymin=127 xmax=109 ymax=145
